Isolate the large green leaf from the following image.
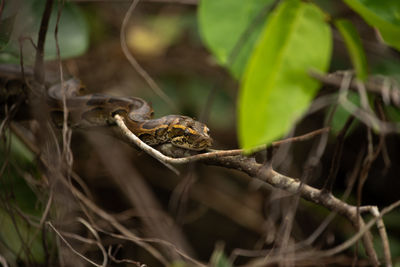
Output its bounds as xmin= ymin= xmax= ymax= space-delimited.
xmin=343 ymin=0 xmax=400 ymax=51
xmin=335 ymin=19 xmax=368 ymax=81
xmin=238 ymin=0 xmax=332 ymax=150
xmin=198 ymin=0 xmax=275 ymax=78
xmin=0 ymin=0 xmax=89 ymax=63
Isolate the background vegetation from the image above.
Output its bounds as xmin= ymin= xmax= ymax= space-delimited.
xmin=0 ymin=0 xmax=400 ymax=266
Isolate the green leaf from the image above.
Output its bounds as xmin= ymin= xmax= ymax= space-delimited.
xmin=343 ymin=0 xmax=400 ymax=51
xmin=238 ymin=0 xmax=332 ymax=150
xmin=0 ymin=0 xmax=89 ymax=63
xmin=198 ymin=0 xmax=275 ymax=78
xmin=335 ymin=19 xmax=368 ymax=81
xmin=43 ymin=1 xmax=89 ymax=60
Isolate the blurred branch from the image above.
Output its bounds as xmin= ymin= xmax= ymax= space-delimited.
xmin=310 ymin=70 xmax=400 ymax=107
xmin=0 ymin=255 xmax=8 ymax=267
xmin=314 ymin=71 xmax=400 ymax=135
xmin=34 ymin=0 xmax=54 ymax=85
xmin=47 ymin=221 xmax=107 ymax=267
xmin=114 ymin=113 xmax=330 ymax=164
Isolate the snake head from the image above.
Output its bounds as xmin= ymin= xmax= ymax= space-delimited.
xmin=168 ymin=116 xmax=213 ymax=151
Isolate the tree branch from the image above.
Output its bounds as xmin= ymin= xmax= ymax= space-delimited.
xmin=113 ymin=114 xmax=383 ymax=265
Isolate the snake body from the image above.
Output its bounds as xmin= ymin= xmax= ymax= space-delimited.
xmin=48 ymin=79 xmax=212 ymax=150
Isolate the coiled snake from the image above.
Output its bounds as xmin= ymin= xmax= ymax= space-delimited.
xmin=48 ymin=79 xmax=212 ymax=151
xmin=0 ymin=69 xmax=212 ymax=151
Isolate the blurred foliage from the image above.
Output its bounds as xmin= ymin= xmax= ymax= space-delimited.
xmin=373 ymin=58 xmax=400 ymax=84
xmin=343 ymin=0 xmax=400 ymax=50
xmin=0 ymin=0 xmax=89 ymax=63
xmin=0 ymin=134 xmax=48 ymax=264
xmin=0 ymin=209 xmax=46 ymax=264
xmin=127 ymin=15 xmax=186 ymax=57
xmin=198 ymin=0 xmax=274 ymax=78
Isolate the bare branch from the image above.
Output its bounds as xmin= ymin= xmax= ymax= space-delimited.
xmin=114 ymin=113 xmax=330 ymax=164
xmin=113 ymin=111 xmax=385 ymax=264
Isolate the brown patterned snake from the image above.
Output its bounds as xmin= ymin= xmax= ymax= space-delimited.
xmin=0 ymin=66 xmax=213 ymax=151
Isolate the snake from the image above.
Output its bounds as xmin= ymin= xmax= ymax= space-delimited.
xmin=0 ymin=64 xmax=212 ymax=151
xmin=47 ymin=79 xmax=213 ymax=151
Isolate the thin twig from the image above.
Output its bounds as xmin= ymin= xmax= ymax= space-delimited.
xmin=54 ymin=0 xmax=74 ymax=169
xmin=93 ymin=225 xmax=206 ymax=266
xmin=302 ymin=149 xmax=364 ymax=247
xmin=108 ymin=246 xmax=146 ymax=266
xmin=57 ymin=178 xmax=170 ymax=265
xmin=77 ymin=218 xmax=108 ymax=267
xmin=272 ymin=127 xmax=330 ymax=147
xmin=370 ymin=207 xmax=392 ymax=267
xmin=34 ymin=0 xmax=54 ymax=85
xmin=39 ymin=190 xmax=53 ymax=227
xmin=47 ymin=221 xmax=106 ymax=267
xmin=120 ymin=0 xmax=176 ymax=110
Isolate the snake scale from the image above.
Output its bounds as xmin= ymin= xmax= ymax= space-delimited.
xmin=0 ymin=66 xmax=212 ymax=151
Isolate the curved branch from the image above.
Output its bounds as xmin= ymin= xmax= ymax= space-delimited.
xmin=113 ymin=114 xmax=382 ymax=265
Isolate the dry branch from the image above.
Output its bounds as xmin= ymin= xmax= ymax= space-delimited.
xmin=112 ymin=113 xmax=397 ymax=266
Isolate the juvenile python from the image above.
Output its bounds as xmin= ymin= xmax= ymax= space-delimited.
xmin=47 ymin=79 xmax=212 ymax=151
